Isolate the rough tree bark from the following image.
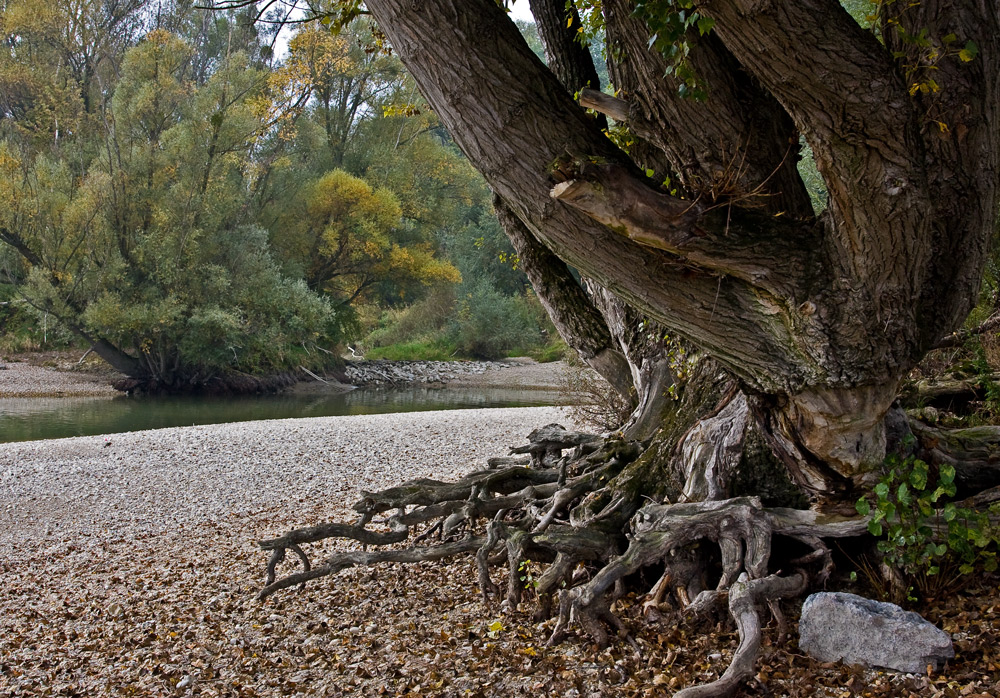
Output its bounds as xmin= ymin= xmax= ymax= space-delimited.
xmin=501 ymin=0 xmax=680 ymax=431
xmin=359 ymin=0 xmax=997 ymax=481
xmin=257 ymin=2 xmax=1000 ymax=695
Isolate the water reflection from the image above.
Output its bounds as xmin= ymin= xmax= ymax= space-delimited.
xmin=0 ymin=386 xmax=573 ymax=443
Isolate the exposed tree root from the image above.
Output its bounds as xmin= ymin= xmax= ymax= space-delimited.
xmin=255 ymin=407 xmax=887 ymax=696
xmin=255 ymin=372 xmax=1000 ymax=698
xmin=672 ymin=571 xmax=807 ymax=698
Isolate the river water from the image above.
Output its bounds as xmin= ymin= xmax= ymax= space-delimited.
xmin=0 ymin=385 xmax=573 ymax=443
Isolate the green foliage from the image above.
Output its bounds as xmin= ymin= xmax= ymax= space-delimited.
xmin=361 ymin=279 xmax=555 ymax=363
xmin=271 ymin=167 xmax=462 ymax=304
xmin=632 ymin=0 xmax=713 ymax=100
xmin=0 ymin=7 xmax=545 ymax=382
xmin=0 ymin=31 xmax=340 ymax=386
xmin=518 ymin=558 xmax=539 ymax=591
xmin=441 ymin=212 xmax=528 ymax=298
xmin=528 ymin=335 xmax=569 ymax=364
xmin=449 ymin=282 xmax=544 ymax=360
xmin=364 ymin=340 xmax=457 ymax=362
xmin=857 ymin=446 xmax=1000 ymax=598
xmin=261 ymin=20 xmax=474 ymax=310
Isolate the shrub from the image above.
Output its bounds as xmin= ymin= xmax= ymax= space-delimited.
xmin=857 ymin=443 xmax=1000 ymax=600
xmin=448 ymin=283 xmax=542 ymax=360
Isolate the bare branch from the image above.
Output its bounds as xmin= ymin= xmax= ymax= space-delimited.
xmin=578 ymin=88 xmax=657 ymax=142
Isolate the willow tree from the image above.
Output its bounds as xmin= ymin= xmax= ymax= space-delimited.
xmin=253 ymin=1 xmax=1000 ymax=694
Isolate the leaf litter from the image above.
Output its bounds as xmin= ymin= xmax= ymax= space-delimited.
xmin=1 ymin=408 xmax=999 ymax=697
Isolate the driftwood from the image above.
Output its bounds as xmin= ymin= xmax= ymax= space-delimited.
xmin=508 ymin=423 xmax=602 ymax=466
xmin=299 ymin=366 xmax=329 ymax=383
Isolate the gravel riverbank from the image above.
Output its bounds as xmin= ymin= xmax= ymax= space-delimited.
xmin=0 ymin=407 xmax=600 ymax=696
xmin=0 ymin=358 xmax=119 ymax=397
xmin=0 ymin=407 xmax=574 ymax=543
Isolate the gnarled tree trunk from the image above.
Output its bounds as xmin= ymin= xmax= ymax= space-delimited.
xmin=361 ymin=0 xmax=998 ymax=488
xmin=257 ymin=2 xmax=1000 ymax=695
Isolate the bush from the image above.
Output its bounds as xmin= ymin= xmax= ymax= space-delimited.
xmin=365 ymin=340 xmax=457 ymax=361
xmin=448 ymin=283 xmax=543 ymax=360
xmin=363 ymin=286 xmax=455 ymax=351
xmin=360 ymin=283 xmax=558 ymax=362
xmin=857 ymin=442 xmax=1000 ymax=601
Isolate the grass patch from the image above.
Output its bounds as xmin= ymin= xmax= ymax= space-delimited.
xmin=521 ymin=336 xmax=568 ymax=363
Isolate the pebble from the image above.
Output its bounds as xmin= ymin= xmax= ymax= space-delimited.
xmin=0 ymin=360 xmax=117 ymax=397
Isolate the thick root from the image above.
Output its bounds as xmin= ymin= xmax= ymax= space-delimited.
xmin=258 ymin=428 xmax=636 ymax=602
xmin=673 ymin=571 xmax=807 ymax=698
xmin=253 ymin=413 xmax=872 ymax=698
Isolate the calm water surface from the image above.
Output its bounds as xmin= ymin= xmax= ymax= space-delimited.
xmin=0 ymin=386 xmax=573 ymax=443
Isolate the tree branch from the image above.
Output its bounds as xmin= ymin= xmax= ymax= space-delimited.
xmin=0 ymin=227 xmax=43 ymax=268
xmin=550 ymin=161 xmax=816 ymax=293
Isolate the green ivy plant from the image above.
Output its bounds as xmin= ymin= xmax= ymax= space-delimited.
xmin=857 ymin=446 xmax=1000 ymax=598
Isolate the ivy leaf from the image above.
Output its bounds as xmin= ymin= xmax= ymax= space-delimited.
xmin=941 ymin=465 xmax=955 ymax=485
xmin=959 ymin=40 xmax=979 ymax=62
xmin=696 ymin=16 xmax=715 ymax=35
xmin=874 ymin=482 xmax=890 ymax=500
xmin=856 ymin=498 xmax=871 ymax=516
xmin=868 ymin=519 xmax=884 ymax=537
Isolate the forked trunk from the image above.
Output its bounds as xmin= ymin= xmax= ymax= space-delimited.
xmin=363 ymin=0 xmax=999 ymax=488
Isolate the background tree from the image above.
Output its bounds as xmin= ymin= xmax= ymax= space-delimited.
xmin=271 ymin=167 xmax=460 ymax=305
xmin=258 ymin=19 xmax=555 ymax=357
xmin=0 ymin=29 xmax=339 ymax=391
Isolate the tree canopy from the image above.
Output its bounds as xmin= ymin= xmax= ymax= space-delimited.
xmin=0 ymin=2 xmax=501 ymax=389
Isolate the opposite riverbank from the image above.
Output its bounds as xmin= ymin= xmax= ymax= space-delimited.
xmin=0 ymin=350 xmax=576 ymax=398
